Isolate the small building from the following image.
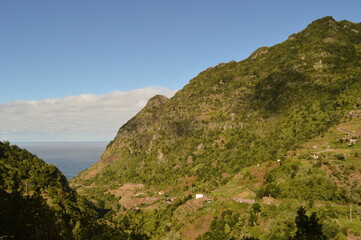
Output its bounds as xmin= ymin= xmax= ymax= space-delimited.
xmin=195 ymin=194 xmax=204 ymax=199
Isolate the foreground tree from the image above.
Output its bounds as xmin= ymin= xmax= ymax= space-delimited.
xmin=291 ymin=207 xmax=326 ymax=240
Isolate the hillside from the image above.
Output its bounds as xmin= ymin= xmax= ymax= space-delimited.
xmin=73 ymin=115 xmax=361 ymax=239
xmin=0 ymin=142 xmax=129 ymax=239
xmin=72 ymin=16 xmax=361 ymax=189
xmin=70 ymin=16 xmax=361 ymax=239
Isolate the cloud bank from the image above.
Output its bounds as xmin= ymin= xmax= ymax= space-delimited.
xmin=0 ymin=87 xmax=177 ymax=142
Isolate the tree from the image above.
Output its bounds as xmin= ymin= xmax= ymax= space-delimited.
xmin=291 ymin=207 xmax=326 ymax=240
xmin=242 ymin=237 xmax=259 ymax=240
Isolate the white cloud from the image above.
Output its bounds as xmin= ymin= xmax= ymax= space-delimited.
xmin=0 ymin=86 xmax=177 ymax=142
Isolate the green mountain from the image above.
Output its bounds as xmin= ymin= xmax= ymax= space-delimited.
xmin=73 ymin=16 xmax=360 ymax=187
xmin=69 ymin=17 xmax=361 ymax=239
xmin=3 ymin=16 xmax=360 ymax=239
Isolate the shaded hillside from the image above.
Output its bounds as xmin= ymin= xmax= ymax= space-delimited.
xmin=0 ymin=142 xmax=128 ymax=239
xmin=73 ymin=17 xmax=361 ymax=190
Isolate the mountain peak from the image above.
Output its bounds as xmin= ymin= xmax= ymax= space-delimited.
xmin=311 ymin=16 xmax=336 ymax=24
xmin=74 ymin=16 xmax=361 ymax=200
xmin=249 ymin=46 xmax=270 ymax=60
xmin=302 ymin=16 xmax=340 ymax=36
xmin=145 ymin=95 xmax=169 ymax=109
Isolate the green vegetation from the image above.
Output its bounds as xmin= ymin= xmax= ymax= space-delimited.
xmin=73 ymin=16 xmax=361 ymax=189
xmin=0 ymin=142 xmax=129 ymax=239
xmin=291 ymin=207 xmax=326 ymax=240
xmin=2 ymin=17 xmax=361 ymax=239
xmin=69 ymin=16 xmax=361 ymax=239
xmin=197 ymin=206 xmax=328 ymax=240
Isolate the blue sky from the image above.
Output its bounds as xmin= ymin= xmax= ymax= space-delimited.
xmin=1 ymin=0 xmax=360 ymax=141
xmin=1 ymin=0 xmax=360 ymax=103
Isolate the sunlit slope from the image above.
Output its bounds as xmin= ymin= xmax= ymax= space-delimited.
xmin=72 ymin=16 xmax=361 ymax=192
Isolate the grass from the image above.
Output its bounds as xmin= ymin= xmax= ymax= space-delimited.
xmin=338 ymin=218 xmax=361 ymax=235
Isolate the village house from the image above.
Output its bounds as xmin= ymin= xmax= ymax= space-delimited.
xmin=195 ymin=193 xmax=204 ymax=199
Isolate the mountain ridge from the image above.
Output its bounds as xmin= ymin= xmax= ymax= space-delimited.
xmin=73 ymin=16 xmax=361 ymax=189
xmin=69 ymin=17 xmax=361 ymax=239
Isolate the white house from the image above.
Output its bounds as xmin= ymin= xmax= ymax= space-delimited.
xmin=195 ymin=194 xmax=204 ymax=199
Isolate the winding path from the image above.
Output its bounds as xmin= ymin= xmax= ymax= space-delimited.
xmin=336 ymin=127 xmax=361 ymax=136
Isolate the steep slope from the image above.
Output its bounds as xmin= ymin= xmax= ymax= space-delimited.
xmin=196 ymin=113 xmax=361 ymax=239
xmin=69 ymin=17 xmax=361 ymax=239
xmin=73 ymin=17 xmax=361 ymax=191
xmin=0 ymin=142 xmax=127 ymax=239
xmin=72 ymin=114 xmax=361 ymax=240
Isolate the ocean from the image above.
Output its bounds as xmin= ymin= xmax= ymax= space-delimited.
xmin=15 ymin=141 xmax=108 ymax=179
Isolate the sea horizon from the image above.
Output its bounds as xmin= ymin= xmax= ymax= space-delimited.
xmin=15 ymin=141 xmax=109 ymax=179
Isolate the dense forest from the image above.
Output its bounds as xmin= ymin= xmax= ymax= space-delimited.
xmin=0 ymin=141 xmax=131 ymax=239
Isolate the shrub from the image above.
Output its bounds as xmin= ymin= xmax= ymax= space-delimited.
xmin=334 ymin=154 xmax=345 ymax=161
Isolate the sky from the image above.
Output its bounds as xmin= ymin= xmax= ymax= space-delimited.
xmin=1 ymin=0 xmax=360 ymax=142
